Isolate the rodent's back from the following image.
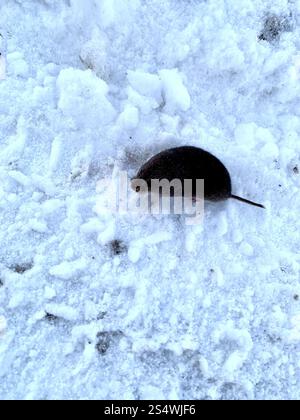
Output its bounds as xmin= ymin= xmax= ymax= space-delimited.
xmin=136 ymin=146 xmax=232 ymax=201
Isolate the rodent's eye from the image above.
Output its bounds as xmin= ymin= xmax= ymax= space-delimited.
xmin=136 ymin=186 xmax=141 ymax=192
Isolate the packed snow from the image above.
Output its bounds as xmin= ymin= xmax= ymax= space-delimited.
xmin=0 ymin=0 xmax=300 ymax=400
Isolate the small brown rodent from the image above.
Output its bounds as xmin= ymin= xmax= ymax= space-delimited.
xmin=132 ymin=146 xmax=265 ymax=209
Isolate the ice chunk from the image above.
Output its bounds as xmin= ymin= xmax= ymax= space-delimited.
xmin=8 ymin=171 xmax=32 ymax=188
xmin=127 ymin=70 xmax=163 ymax=103
xmin=159 ymin=69 xmax=191 ymax=113
xmin=49 ymin=258 xmax=88 ymax=280
xmin=57 ymin=68 xmax=116 ymax=129
xmin=7 ymin=52 xmax=29 ymax=78
xmin=127 ymin=86 xmax=160 ymax=114
xmin=49 ymin=136 xmax=63 ymax=173
xmin=45 ymin=304 xmax=78 ymax=322
xmin=80 ymin=28 xmax=109 ymax=79
xmin=117 ymin=105 xmax=139 ymax=130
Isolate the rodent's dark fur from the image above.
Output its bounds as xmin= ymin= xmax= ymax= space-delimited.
xmin=134 ymin=146 xmax=265 ymax=209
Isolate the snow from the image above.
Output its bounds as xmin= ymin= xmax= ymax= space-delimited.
xmin=0 ymin=0 xmax=300 ymax=401
xmin=0 ymin=316 xmax=6 ymax=335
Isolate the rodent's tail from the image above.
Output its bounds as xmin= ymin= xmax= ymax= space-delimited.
xmin=231 ymin=195 xmax=265 ymax=209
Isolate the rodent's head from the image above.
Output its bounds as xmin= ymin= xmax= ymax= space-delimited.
xmin=131 ymin=178 xmax=149 ymax=194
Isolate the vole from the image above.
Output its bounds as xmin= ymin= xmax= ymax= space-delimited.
xmin=132 ymin=146 xmax=265 ymax=209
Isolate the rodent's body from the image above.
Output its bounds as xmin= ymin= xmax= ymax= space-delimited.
xmin=133 ymin=146 xmax=265 ymax=209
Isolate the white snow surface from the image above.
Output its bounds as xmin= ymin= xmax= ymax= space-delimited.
xmin=0 ymin=0 xmax=300 ymax=400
